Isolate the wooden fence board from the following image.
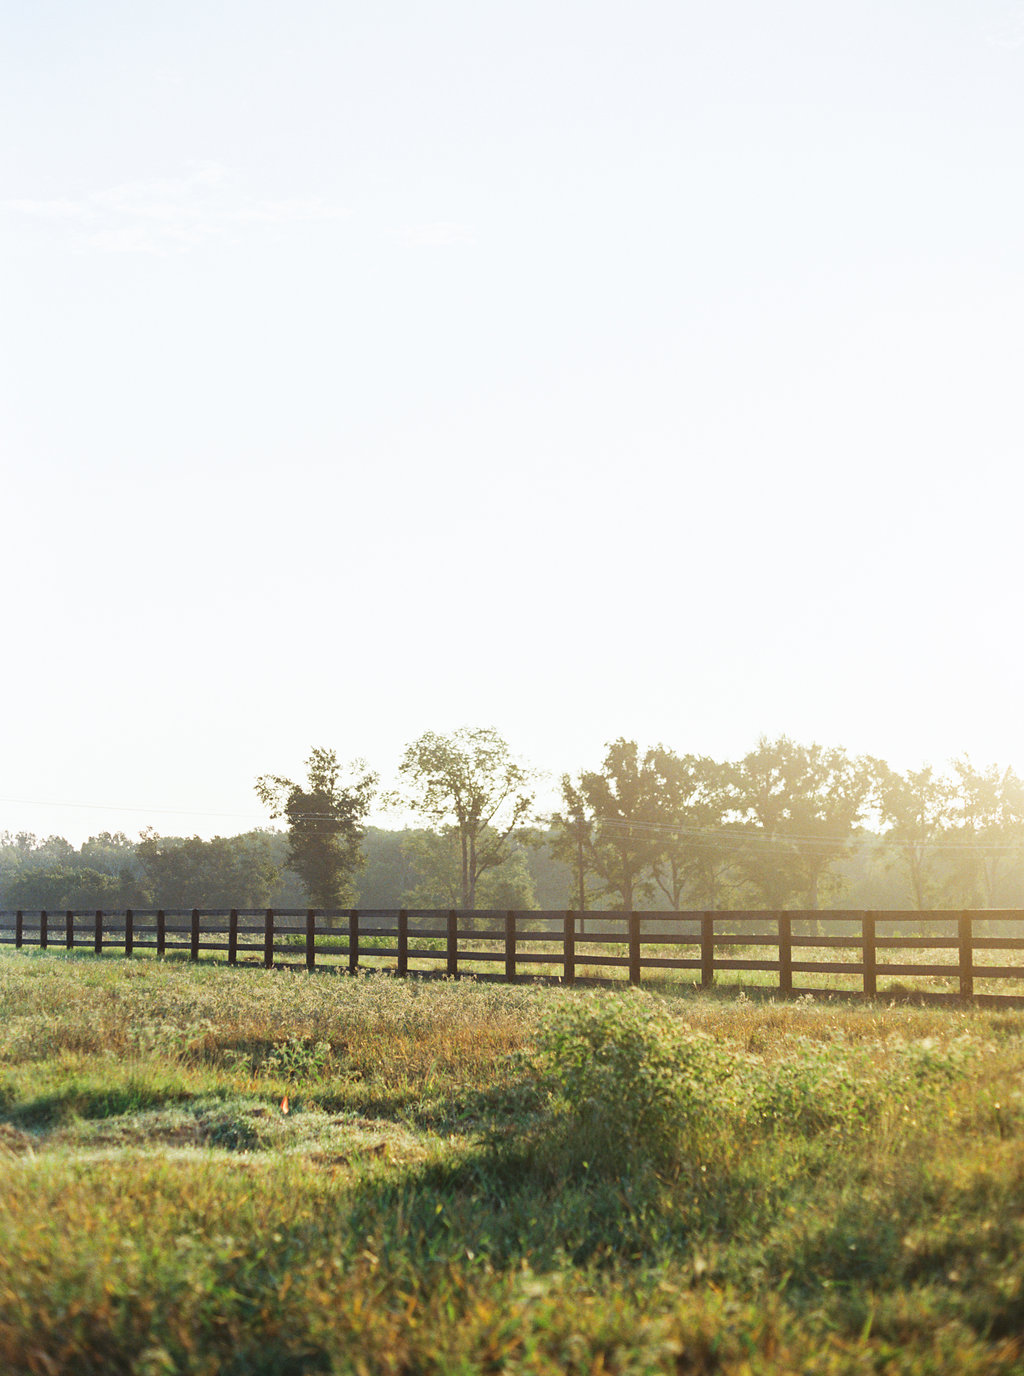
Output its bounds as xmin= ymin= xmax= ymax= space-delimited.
xmin=863 ymin=913 xmax=877 ymax=998
xmin=961 ymin=964 xmax=1023 ymax=981
xmin=397 ymin=910 xmax=409 ymax=976
xmin=701 ymin=914 xmax=714 ymax=987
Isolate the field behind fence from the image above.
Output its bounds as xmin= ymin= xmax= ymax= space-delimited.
xmin=4 ymin=907 xmax=1024 ymax=1006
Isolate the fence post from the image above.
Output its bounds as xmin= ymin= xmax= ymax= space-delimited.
xmin=447 ymin=910 xmax=458 ymax=978
xmin=190 ymin=909 xmax=200 ymax=962
xmin=95 ymin=909 xmax=103 ymax=956
xmin=306 ymin=909 xmax=316 ymax=972
xmin=862 ymin=913 xmax=876 ymax=999
xmin=228 ymin=909 xmax=238 ymax=965
xmin=156 ymin=910 xmax=166 ymax=958
xmin=628 ymin=911 xmax=641 ymax=986
xmin=505 ymin=911 xmax=516 ymax=983
xmin=778 ymin=912 xmax=792 ymax=997
xmin=125 ymin=908 xmax=134 ymax=958
xmin=700 ymin=913 xmax=714 ymax=988
xmin=959 ymin=912 xmax=974 ymax=1002
xmin=264 ymin=909 xmax=274 ymax=968
xmin=563 ymin=911 xmax=576 ymax=985
xmin=397 ymin=909 xmax=408 ymax=976
xmin=348 ymin=909 xmax=359 ymax=975
xmin=15 ymin=911 xmax=22 ymax=950
xmin=65 ymin=909 xmax=73 ymax=950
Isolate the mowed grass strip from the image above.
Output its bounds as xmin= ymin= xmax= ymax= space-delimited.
xmin=0 ymin=953 xmax=1022 ymax=1374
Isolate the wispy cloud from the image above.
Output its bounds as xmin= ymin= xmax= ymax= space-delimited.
xmin=6 ymin=163 xmax=350 ymax=254
xmin=391 ymin=221 xmax=476 ymax=247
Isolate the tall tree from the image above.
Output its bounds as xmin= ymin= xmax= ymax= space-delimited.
xmin=554 ymin=740 xmax=662 ymax=910
xmin=255 ymin=748 xmax=377 ymax=908
xmin=871 ymin=761 xmax=952 ymax=910
xmin=400 ymin=827 xmax=537 ymax=909
xmin=392 ymin=728 xmax=535 ymax=908
xmin=644 ymin=749 xmax=738 ymax=910
xmin=730 ymin=737 xmax=871 ymax=909
xmin=943 ymin=758 xmax=1024 ymax=907
xmin=549 ymin=775 xmax=594 ymax=910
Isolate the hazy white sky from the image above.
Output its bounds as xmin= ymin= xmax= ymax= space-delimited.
xmin=3 ymin=1 xmax=1024 ymax=843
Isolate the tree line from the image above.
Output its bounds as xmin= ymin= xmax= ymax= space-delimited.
xmin=4 ymin=729 xmax=1024 ymax=912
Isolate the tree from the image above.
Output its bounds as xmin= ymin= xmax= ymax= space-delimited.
xmin=871 ymin=761 xmax=951 ymax=910
xmin=942 ymin=758 xmax=1024 ymax=907
xmin=392 ymin=728 xmax=535 ymax=908
xmin=400 ymin=827 xmax=537 ymax=909
xmin=0 ymin=831 xmax=146 ymax=911
xmin=357 ymin=826 xmax=424 ymax=908
xmin=79 ymin=832 xmax=140 ymax=875
xmin=0 ymin=864 xmax=135 ymax=911
xmin=730 ymin=737 xmax=872 ymax=909
xmin=255 ymin=748 xmax=377 ymax=908
xmin=135 ymin=830 xmax=280 ymax=909
xmin=550 ymin=776 xmax=592 ymax=910
xmin=644 ymin=749 xmax=739 ymax=910
xmin=553 ymin=740 xmax=663 ymax=910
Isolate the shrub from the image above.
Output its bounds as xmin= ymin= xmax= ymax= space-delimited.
xmin=531 ymin=994 xmax=735 ymax=1175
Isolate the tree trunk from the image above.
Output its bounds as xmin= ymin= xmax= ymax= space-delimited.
xmin=576 ymin=829 xmax=586 ymax=911
xmin=807 ymin=866 xmax=820 ymax=911
xmin=910 ymin=849 xmax=926 ymax=910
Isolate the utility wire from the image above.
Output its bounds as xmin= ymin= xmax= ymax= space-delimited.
xmin=585 ymin=814 xmax=1024 ymax=856
xmin=0 ymin=797 xmax=270 ymax=822
xmin=2 ymin=796 xmax=1022 ymax=858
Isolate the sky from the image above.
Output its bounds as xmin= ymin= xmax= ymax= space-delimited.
xmin=3 ymin=0 xmax=1024 ymax=844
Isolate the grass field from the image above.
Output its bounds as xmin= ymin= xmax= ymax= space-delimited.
xmin=0 ymin=952 xmax=1023 ymax=1374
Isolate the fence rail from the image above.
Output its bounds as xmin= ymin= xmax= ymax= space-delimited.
xmin=3 ymin=908 xmax=1024 ymax=1005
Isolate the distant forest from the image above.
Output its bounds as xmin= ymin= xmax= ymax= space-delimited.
xmin=0 ymin=827 xmax=563 ymax=914
xmin=5 ymin=731 xmax=1024 ymax=913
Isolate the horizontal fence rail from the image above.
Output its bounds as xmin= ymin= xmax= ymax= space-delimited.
xmin=2 ymin=909 xmax=1024 ymax=1005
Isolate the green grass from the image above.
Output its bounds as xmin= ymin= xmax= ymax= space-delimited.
xmin=0 ymin=953 xmax=1022 ymax=1373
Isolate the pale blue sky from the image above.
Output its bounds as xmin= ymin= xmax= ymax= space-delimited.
xmin=3 ymin=1 xmax=1024 ymax=841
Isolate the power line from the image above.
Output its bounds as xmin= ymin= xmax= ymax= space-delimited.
xmin=0 ymin=797 xmax=269 ymax=822
xmin=586 ymin=813 xmax=1024 ymax=857
xmin=2 ymin=795 xmax=1021 ymax=858
xmin=0 ymin=796 xmax=369 ymax=829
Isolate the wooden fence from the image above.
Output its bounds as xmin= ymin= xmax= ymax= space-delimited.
xmin=2 ymin=908 xmax=1024 ymax=1005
